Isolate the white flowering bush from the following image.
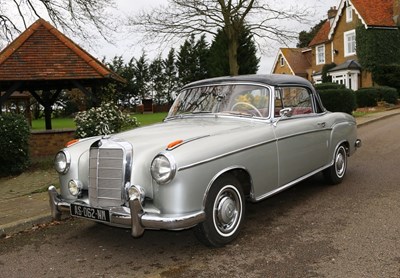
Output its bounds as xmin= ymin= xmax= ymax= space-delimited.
xmin=0 ymin=114 xmax=30 ymax=176
xmin=74 ymin=102 xmax=139 ymax=138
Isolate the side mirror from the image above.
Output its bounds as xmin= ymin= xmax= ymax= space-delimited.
xmin=274 ymin=107 xmax=292 ymax=127
xmin=279 ymin=107 xmax=293 ymax=118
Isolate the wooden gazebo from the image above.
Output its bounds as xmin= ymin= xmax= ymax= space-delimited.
xmin=0 ymin=19 xmax=125 ymax=129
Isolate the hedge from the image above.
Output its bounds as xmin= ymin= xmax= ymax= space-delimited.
xmin=315 ymin=83 xmax=356 ymax=114
xmin=314 ymin=82 xmax=346 ymax=91
xmin=356 ymin=86 xmax=399 ymax=108
xmin=0 ymin=114 xmax=30 ymax=176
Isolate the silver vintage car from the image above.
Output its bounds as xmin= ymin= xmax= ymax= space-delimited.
xmin=48 ymin=74 xmax=361 ymax=247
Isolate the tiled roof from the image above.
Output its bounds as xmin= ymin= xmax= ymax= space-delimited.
xmin=328 ymin=60 xmax=361 ymax=72
xmin=281 ymin=48 xmax=312 ymax=74
xmin=308 ymin=20 xmax=330 ymax=47
xmin=0 ymin=19 xmax=124 ymax=83
xmin=352 ymin=0 xmax=396 ymax=27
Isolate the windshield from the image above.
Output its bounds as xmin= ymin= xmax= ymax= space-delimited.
xmin=167 ymin=84 xmax=270 ymax=119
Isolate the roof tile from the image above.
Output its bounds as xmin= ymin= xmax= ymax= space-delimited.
xmin=0 ymin=19 xmax=124 ymax=83
xmin=352 ymin=0 xmax=396 ymax=27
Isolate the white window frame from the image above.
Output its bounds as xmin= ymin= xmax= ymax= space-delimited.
xmin=312 ymin=74 xmax=322 ymax=84
xmin=346 ymin=6 xmax=353 ymax=22
xmin=316 ymin=44 xmax=325 ymax=65
xmin=330 ymin=70 xmax=360 ymax=90
xmin=344 ymin=30 xmax=356 ymax=57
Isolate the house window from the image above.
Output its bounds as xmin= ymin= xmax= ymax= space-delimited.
xmin=316 ymin=45 xmax=325 ymax=65
xmin=346 ymin=6 xmax=353 ymax=22
xmin=344 ymin=30 xmax=356 ymax=56
xmin=280 ymin=56 xmax=285 ymax=67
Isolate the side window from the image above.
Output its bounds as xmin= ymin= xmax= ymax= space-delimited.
xmin=276 ymin=87 xmax=314 ymax=116
xmin=231 ymin=86 xmax=270 ymax=117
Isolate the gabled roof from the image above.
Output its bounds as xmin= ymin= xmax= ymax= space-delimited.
xmin=351 ymin=0 xmax=396 ymax=27
xmin=0 ymin=19 xmax=124 ymax=83
xmin=308 ymin=20 xmax=331 ymax=47
xmin=328 ymin=0 xmax=397 ymax=39
xmin=279 ymin=48 xmax=312 ymax=75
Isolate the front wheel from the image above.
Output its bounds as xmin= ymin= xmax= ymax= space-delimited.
xmin=323 ymin=145 xmax=348 ymax=185
xmin=194 ymin=175 xmax=245 ymax=247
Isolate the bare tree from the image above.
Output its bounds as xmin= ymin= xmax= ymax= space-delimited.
xmin=0 ymin=0 xmax=117 ymax=46
xmin=128 ymin=0 xmax=312 ymax=75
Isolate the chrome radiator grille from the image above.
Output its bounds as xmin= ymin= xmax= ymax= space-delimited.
xmin=88 ymin=139 xmax=131 ymax=207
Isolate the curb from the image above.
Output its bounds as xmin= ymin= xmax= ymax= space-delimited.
xmin=356 ymin=109 xmax=400 ymax=127
xmin=0 ymin=214 xmax=52 ymax=238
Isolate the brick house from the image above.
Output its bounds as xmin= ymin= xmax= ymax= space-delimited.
xmin=272 ymin=0 xmax=400 ymax=90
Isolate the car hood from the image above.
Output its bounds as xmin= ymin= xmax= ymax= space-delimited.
xmin=115 ymin=116 xmax=262 ymax=154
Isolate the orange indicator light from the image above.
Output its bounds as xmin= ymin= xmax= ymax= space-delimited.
xmin=167 ymin=139 xmax=184 ymax=149
xmin=65 ymin=139 xmax=79 ymax=147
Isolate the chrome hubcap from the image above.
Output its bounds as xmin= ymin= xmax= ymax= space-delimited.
xmin=213 ymin=185 xmax=242 ymax=237
xmin=335 ymin=148 xmax=346 ymax=178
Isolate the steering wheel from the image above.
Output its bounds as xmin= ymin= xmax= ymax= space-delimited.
xmin=231 ymin=102 xmax=263 ymax=117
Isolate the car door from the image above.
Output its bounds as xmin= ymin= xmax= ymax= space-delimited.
xmin=273 ymin=86 xmax=331 ymax=186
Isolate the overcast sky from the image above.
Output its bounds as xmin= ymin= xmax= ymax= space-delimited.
xmin=95 ymin=0 xmax=340 ymax=73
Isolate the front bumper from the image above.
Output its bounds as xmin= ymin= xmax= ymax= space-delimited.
xmin=48 ymin=185 xmax=206 ymax=237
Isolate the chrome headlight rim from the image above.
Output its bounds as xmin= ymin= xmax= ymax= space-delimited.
xmin=150 ymin=152 xmax=177 ymax=185
xmin=68 ymin=179 xmax=83 ymax=197
xmin=54 ymin=150 xmax=71 ymax=174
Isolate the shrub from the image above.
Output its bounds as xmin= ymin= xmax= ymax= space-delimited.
xmin=373 ymin=64 xmax=400 ymax=91
xmin=74 ymin=102 xmax=140 ymax=138
xmin=356 ymin=86 xmax=399 ymax=108
xmin=315 ymin=84 xmax=356 ymax=114
xmin=314 ymin=82 xmax=346 ymax=91
xmin=355 ymin=88 xmax=379 ymax=107
xmin=321 ymin=63 xmax=336 ymax=83
xmin=379 ymin=87 xmax=399 ymax=104
xmin=0 ymin=114 xmax=30 ymax=176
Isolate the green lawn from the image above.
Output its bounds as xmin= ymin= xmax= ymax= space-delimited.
xmin=134 ymin=112 xmax=168 ymax=126
xmin=31 ymin=112 xmax=168 ymax=130
xmin=31 ymin=118 xmax=76 ymax=130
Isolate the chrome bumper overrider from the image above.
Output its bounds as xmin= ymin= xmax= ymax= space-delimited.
xmin=355 ymin=139 xmax=362 ymax=149
xmin=48 ymin=185 xmax=206 ymax=237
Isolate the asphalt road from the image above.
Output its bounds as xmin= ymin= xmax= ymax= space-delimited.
xmin=1 ymin=114 xmax=400 ymax=278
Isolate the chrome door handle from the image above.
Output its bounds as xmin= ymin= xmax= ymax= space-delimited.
xmin=317 ymin=122 xmax=326 ymax=128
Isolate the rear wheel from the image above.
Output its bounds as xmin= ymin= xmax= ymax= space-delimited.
xmin=323 ymin=145 xmax=347 ymax=185
xmin=194 ymin=175 xmax=245 ymax=247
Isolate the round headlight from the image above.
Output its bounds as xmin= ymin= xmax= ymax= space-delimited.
xmin=68 ymin=180 xmax=82 ymax=196
xmin=150 ymin=153 xmax=176 ymax=184
xmin=54 ymin=151 xmax=70 ymax=174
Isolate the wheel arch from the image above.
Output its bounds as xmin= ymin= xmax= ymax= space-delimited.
xmin=332 ymin=140 xmax=350 ymax=160
xmin=202 ymin=166 xmax=252 ymax=209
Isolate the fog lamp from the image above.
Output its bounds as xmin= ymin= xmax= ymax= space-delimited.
xmin=68 ymin=180 xmax=82 ymax=196
xmin=127 ymin=185 xmax=145 ymax=203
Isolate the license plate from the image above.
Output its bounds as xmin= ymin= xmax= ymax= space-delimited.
xmin=70 ymin=204 xmax=110 ymax=222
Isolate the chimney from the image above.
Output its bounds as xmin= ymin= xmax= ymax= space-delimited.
xmin=394 ymin=0 xmax=400 ymax=25
xmin=328 ymin=6 xmax=338 ymax=26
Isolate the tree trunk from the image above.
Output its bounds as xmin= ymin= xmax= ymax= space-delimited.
xmin=226 ymin=25 xmax=240 ymax=76
xmin=44 ymin=104 xmax=53 ymax=130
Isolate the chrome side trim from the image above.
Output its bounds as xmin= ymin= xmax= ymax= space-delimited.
xmin=178 ymin=139 xmax=276 ymax=171
xmin=253 ymin=165 xmax=329 ymax=202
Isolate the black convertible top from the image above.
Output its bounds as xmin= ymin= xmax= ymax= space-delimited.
xmin=182 ymin=74 xmax=313 ymax=89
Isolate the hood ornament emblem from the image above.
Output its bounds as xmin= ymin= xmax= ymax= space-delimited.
xmin=101 ymin=123 xmax=111 ymax=138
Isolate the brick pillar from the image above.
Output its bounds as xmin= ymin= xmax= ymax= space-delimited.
xmin=394 ymin=0 xmax=400 ymax=25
